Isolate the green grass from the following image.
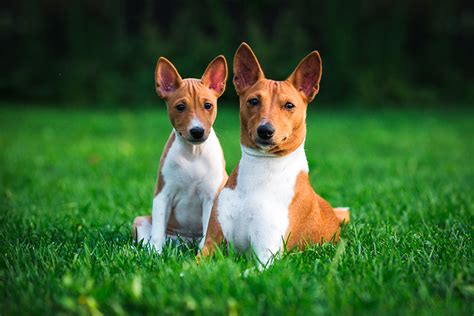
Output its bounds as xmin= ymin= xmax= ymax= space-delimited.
xmin=0 ymin=106 xmax=473 ymax=315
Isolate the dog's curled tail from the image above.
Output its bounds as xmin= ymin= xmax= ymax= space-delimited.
xmin=334 ymin=207 xmax=350 ymax=224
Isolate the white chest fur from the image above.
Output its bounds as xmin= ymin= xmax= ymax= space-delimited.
xmin=217 ymin=143 xmax=309 ymax=264
xmin=143 ymin=128 xmax=225 ymax=253
xmin=160 ymin=129 xmax=225 ymax=235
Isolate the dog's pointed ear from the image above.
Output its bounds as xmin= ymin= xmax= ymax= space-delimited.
xmin=287 ymin=51 xmax=322 ymax=103
xmin=201 ymin=55 xmax=228 ymax=97
xmin=155 ymin=57 xmax=183 ymax=99
xmin=233 ymin=43 xmax=265 ymax=95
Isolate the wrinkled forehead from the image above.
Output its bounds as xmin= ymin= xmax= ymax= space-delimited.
xmin=243 ymin=79 xmax=302 ymax=102
xmin=168 ymin=79 xmax=216 ymax=104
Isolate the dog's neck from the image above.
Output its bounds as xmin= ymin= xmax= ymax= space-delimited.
xmin=241 ymin=145 xmax=279 ymax=158
xmin=241 ymin=137 xmax=306 ymax=159
xmin=241 ymin=140 xmax=309 ymax=171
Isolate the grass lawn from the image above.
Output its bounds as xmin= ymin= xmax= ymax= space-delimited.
xmin=0 ymin=106 xmax=473 ymax=315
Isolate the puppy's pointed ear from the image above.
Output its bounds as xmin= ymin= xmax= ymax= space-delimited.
xmin=155 ymin=57 xmax=183 ymax=99
xmin=201 ymin=55 xmax=228 ymax=97
xmin=233 ymin=43 xmax=265 ymax=95
xmin=287 ymin=51 xmax=322 ymax=103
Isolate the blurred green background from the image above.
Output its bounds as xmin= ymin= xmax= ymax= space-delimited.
xmin=1 ymin=2 xmax=474 ymax=314
xmin=2 ymin=0 xmax=474 ymax=107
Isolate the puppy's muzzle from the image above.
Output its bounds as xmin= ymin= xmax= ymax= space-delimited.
xmin=256 ymin=123 xmax=275 ymax=146
xmin=189 ymin=126 xmax=206 ymax=143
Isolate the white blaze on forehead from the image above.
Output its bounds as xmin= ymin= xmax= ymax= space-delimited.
xmin=188 ymin=117 xmax=204 ymax=130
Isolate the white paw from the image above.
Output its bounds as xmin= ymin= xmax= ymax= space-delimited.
xmin=198 ymin=237 xmax=206 ymax=250
xmin=241 ymin=267 xmax=258 ymax=278
xmin=136 ymin=221 xmax=152 ymax=243
xmin=147 ymin=237 xmax=164 ymax=254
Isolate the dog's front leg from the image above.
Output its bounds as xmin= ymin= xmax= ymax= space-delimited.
xmin=199 ymin=197 xmax=214 ymax=249
xmin=133 ymin=215 xmax=152 ymax=242
xmin=197 ymin=202 xmax=225 ymax=260
xmin=252 ymin=233 xmax=283 ymax=269
xmin=148 ymin=192 xmax=171 ymax=254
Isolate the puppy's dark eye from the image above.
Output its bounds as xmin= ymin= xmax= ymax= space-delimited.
xmin=176 ymin=103 xmax=186 ymax=112
xmin=204 ymin=102 xmax=213 ymax=110
xmin=247 ymin=98 xmax=259 ymax=106
xmin=284 ymin=102 xmax=295 ymax=110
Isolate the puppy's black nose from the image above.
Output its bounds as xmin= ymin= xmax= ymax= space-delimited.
xmin=190 ymin=126 xmax=205 ymax=140
xmin=257 ymin=124 xmax=275 ymax=140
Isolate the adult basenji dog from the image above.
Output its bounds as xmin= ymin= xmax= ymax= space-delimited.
xmin=133 ymin=55 xmax=228 ymax=253
xmin=200 ymin=43 xmax=349 ymax=266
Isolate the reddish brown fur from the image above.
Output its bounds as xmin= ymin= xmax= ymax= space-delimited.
xmin=238 ymin=80 xmax=308 ymax=156
xmin=154 ymin=132 xmax=176 ymax=196
xmin=233 ymin=44 xmax=321 ymax=156
xmin=198 ymin=164 xmax=239 ymax=258
xmin=133 ymin=56 xmax=228 ymax=241
xmin=156 ymin=56 xmax=227 ymax=142
xmin=285 ymin=171 xmax=341 ymax=249
xmin=201 ymin=43 xmax=348 ymax=258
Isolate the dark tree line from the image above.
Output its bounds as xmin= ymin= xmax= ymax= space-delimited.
xmin=2 ymin=0 xmax=473 ymax=107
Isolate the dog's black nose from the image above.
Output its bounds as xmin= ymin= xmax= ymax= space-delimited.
xmin=190 ymin=126 xmax=205 ymax=140
xmin=257 ymin=124 xmax=275 ymax=140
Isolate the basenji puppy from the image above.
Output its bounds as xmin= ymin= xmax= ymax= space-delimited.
xmin=133 ymin=55 xmax=228 ymax=254
xmin=200 ymin=43 xmax=349 ymax=266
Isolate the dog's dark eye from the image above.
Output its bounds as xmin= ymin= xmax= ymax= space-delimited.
xmin=176 ymin=103 xmax=186 ymax=112
xmin=204 ymin=102 xmax=213 ymax=110
xmin=284 ymin=102 xmax=295 ymax=110
xmin=248 ymin=98 xmax=259 ymax=106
